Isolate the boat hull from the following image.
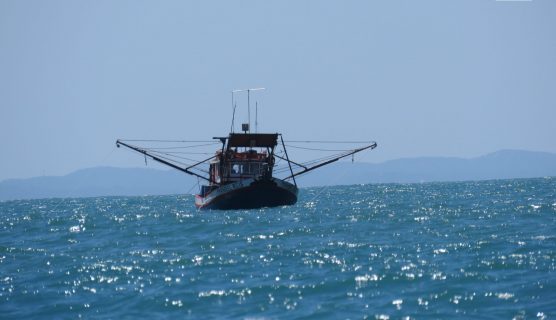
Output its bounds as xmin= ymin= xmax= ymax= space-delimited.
xmin=195 ymin=178 xmax=298 ymax=210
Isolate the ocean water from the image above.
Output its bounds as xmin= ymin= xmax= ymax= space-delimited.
xmin=1 ymin=178 xmax=555 ymax=319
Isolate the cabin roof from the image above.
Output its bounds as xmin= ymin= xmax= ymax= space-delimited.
xmin=227 ymin=133 xmax=278 ymax=148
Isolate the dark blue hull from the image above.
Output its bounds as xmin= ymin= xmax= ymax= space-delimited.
xmin=195 ymin=178 xmax=298 ymax=210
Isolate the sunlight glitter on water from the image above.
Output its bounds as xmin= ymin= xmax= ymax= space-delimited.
xmin=0 ymin=178 xmax=555 ymax=318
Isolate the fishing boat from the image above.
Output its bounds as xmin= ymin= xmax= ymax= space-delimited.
xmin=116 ymin=89 xmax=377 ymax=210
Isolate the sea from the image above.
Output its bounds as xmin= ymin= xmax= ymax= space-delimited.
xmin=0 ymin=177 xmax=555 ymax=319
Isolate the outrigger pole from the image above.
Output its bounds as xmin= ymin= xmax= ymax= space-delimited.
xmin=117 ymin=139 xmax=377 ymax=186
xmin=116 ymin=140 xmax=214 ymax=183
xmin=283 ymin=142 xmax=377 ymax=180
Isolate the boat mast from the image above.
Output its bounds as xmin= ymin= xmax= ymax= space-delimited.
xmin=230 ymin=92 xmax=236 ymax=133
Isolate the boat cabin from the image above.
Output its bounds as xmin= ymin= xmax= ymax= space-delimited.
xmin=209 ymin=133 xmax=278 ymax=185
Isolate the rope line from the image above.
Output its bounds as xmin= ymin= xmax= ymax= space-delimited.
xmin=119 ymin=139 xmax=215 ymax=143
xmin=284 ymin=140 xmax=373 ymax=144
xmin=118 ymin=139 xmax=375 ymax=182
xmin=284 ymin=144 xmax=355 ymax=152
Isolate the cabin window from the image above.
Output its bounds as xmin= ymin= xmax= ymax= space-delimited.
xmin=227 ymin=162 xmax=264 ymax=178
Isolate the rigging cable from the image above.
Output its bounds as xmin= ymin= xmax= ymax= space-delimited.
xmin=118 ymin=139 xmax=215 ymax=143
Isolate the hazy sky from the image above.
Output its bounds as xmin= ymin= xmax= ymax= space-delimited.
xmin=1 ymin=0 xmax=555 ymax=181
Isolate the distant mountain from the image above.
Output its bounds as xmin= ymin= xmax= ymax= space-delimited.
xmin=1 ymin=150 xmax=555 ymax=201
xmin=296 ymin=149 xmax=556 ymax=186
xmin=0 ymin=167 xmax=195 ymax=201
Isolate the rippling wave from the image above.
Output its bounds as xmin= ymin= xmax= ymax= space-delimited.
xmin=1 ymin=178 xmax=555 ymax=319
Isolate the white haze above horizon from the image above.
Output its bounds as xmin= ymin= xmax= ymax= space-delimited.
xmin=1 ymin=0 xmax=555 ymax=181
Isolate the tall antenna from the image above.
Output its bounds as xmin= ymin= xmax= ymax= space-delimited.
xmin=230 ymin=91 xmax=236 ymax=133
xmin=231 ymin=88 xmax=265 ymax=133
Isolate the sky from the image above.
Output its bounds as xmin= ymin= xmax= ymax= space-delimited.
xmin=1 ymin=0 xmax=555 ymax=181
